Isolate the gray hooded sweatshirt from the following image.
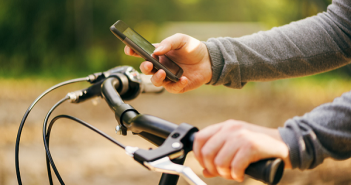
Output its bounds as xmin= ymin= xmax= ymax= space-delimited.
xmin=204 ymin=0 xmax=351 ymax=170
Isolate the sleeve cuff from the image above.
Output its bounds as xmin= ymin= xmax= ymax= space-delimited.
xmin=203 ymin=41 xmax=224 ymax=86
xmin=278 ymin=126 xmax=300 ymax=169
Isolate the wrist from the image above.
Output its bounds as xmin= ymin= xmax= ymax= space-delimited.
xmin=200 ymin=42 xmax=213 ymax=84
xmin=203 ymin=41 xmax=223 ymax=85
xmin=250 ymin=125 xmax=292 ymax=169
xmin=273 ymin=130 xmax=292 ymax=169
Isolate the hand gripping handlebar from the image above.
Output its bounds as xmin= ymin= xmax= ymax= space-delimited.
xmin=123 ymin=122 xmax=284 ymax=185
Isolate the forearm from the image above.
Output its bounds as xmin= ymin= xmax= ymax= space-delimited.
xmin=205 ymin=0 xmax=351 ymax=88
xmin=278 ymin=90 xmax=351 ymax=170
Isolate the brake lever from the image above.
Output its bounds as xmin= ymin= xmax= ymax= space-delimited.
xmin=144 ymin=157 xmax=206 ymax=185
xmin=125 ymin=146 xmax=206 ymax=185
xmin=124 ymin=123 xmax=204 ymax=185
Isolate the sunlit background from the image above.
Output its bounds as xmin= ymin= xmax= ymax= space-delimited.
xmin=0 ymin=0 xmax=343 ymax=78
xmin=2 ymin=0 xmax=351 ymax=185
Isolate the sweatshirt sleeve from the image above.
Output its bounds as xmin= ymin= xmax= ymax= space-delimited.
xmin=278 ymin=90 xmax=351 ymax=170
xmin=204 ymin=0 xmax=351 ymax=89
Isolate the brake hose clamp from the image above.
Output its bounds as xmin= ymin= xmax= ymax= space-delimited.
xmin=67 ymin=90 xmax=83 ymax=103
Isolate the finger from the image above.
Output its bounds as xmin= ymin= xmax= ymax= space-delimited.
xmin=153 ymin=33 xmax=188 ymax=55
xmin=202 ymin=168 xmax=217 ymax=178
xmin=150 ymin=69 xmax=167 ymax=87
xmin=124 ymin=46 xmax=141 ymax=58
xmin=140 ymin=61 xmax=154 ymax=75
xmin=163 ymin=76 xmax=188 ymax=94
xmin=230 ymin=147 xmax=253 ymax=182
xmin=200 ymin=130 xmax=230 ymax=177
xmin=193 ymin=124 xmax=222 ymax=168
xmin=214 ymin=140 xmax=239 ymax=179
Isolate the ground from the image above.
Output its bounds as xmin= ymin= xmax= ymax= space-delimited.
xmin=1 ymin=78 xmax=351 ymax=185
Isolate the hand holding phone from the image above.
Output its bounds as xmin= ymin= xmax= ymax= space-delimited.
xmin=110 ymin=20 xmax=183 ymax=82
xmin=113 ymin=23 xmax=212 ymax=94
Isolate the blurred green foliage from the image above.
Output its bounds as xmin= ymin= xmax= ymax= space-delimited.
xmin=0 ymin=0 xmax=341 ymax=79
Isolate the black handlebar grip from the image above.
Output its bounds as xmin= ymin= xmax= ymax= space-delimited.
xmin=245 ymin=158 xmax=284 ymax=184
xmin=188 ymin=132 xmax=284 ymax=184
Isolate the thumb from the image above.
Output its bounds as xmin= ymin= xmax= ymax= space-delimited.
xmin=153 ymin=33 xmax=189 ymax=55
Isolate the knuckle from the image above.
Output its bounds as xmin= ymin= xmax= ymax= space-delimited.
xmin=174 ymin=33 xmax=185 ymax=37
xmin=241 ymin=144 xmax=257 ymax=160
xmin=195 ymin=132 xmax=207 ymax=142
xmin=244 ymin=142 xmax=259 ymax=159
xmin=222 ymin=119 xmax=244 ymax=129
xmin=230 ymin=161 xmax=246 ymax=182
xmin=231 ymin=165 xmax=244 ymax=177
xmin=236 ymin=128 xmax=251 ymax=139
xmin=243 ymin=141 xmax=254 ymax=151
xmin=153 ymin=83 xmax=162 ymax=87
xmin=217 ymin=168 xmax=231 ymax=179
xmin=151 ymin=77 xmax=162 ymax=87
xmin=223 ymin=175 xmax=233 ymax=180
xmin=173 ymin=86 xmax=186 ymax=94
xmin=176 ymin=33 xmax=188 ymax=46
xmin=201 ymin=148 xmax=214 ymax=159
xmin=170 ymin=85 xmax=182 ymax=94
xmin=178 ymin=88 xmax=185 ymax=94
xmin=230 ymin=130 xmax=257 ymax=148
xmin=214 ymin=158 xmax=227 ymax=168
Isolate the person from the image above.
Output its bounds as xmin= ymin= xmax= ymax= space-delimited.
xmin=125 ymin=0 xmax=351 ymax=182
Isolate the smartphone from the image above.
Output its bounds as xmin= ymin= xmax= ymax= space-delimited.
xmin=110 ymin=20 xmax=183 ymax=82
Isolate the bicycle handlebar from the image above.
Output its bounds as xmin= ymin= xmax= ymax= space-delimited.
xmin=18 ymin=65 xmax=284 ymax=185
xmin=127 ymin=115 xmax=284 ymax=184
xmin=100 ymin=73 xmax=285 ymax=185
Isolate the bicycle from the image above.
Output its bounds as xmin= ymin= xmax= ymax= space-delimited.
xmin=15 ymin=66 xmax=285 ymax=185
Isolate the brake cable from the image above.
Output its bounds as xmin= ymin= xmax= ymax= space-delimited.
xmin=44 ymin=112 xmax=127 ymax=185
xmin=15 ymin=77 xmax=89 ymax=185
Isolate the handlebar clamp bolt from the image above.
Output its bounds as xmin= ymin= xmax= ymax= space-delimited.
xmin=115 ymin=125 xmax=123 ymax=135
xmin=171 ymin=133 xmax=180 ymax=138
xmin=171 ymin=142 xmax=181 ymax=149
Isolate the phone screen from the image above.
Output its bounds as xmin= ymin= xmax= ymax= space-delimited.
xmin=123 ymin=28 xmax=181 ymax=75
